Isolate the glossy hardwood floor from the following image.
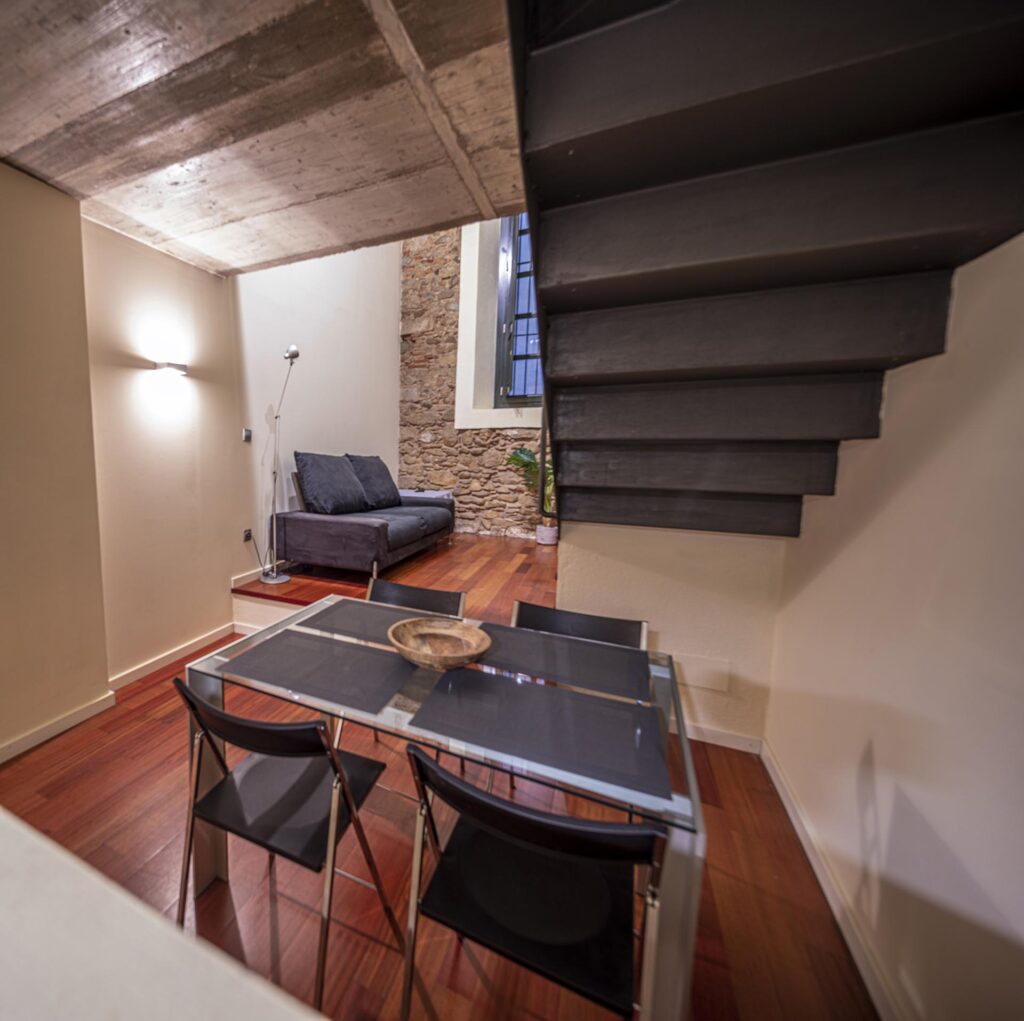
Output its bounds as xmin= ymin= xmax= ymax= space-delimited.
xmin=233 ymin=533 xmax=558 ymax=623
xmin=0 ymin=536 xmax=875 ymax=1020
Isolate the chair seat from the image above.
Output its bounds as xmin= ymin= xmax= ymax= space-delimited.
xmin=194 ymin=749 xmax=385 ymax=872
xmin=420 ymin=817 xmax=637 ymax=1016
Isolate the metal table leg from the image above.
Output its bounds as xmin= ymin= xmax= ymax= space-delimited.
xmin=185 ymin=667 xmax=229 ymax=894
xmin=649 ymin=822 xmax=705 ymax=1019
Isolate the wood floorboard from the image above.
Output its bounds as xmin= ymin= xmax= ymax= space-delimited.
xmin=1 ymin=535 xmax=875 ymax=1020
xmin=232 ymin=534 xmax=558 ymax=625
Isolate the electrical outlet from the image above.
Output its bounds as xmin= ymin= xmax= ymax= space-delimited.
xmin=242 ymin=528 xmax=253 ymax=542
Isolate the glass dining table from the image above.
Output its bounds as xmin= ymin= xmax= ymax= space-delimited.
xmin=186 ymin=595 xmax=706 ymax=1019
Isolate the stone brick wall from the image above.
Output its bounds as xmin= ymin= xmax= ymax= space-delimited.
xmin=399 ymin=228 xmax=540 ymax=537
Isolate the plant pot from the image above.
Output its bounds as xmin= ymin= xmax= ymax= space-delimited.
xmin=536 ymin=522 xmax=559 ymax=546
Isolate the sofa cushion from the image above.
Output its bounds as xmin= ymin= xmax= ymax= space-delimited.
xmin=346 ymin=454 xmax=401 ymax=510
xmin=340 ymin=506 xmax=453 ymax=550
xmin=340 ymin=511 xmax=421 ymax=550
xmin=294 ymin=451 xmax=368 ymax=515
xmin=385 ymin=505 xmax=453 ymax=536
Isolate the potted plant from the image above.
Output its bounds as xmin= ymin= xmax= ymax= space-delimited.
xmin=506 ymin=446 xmax=558 ymax=545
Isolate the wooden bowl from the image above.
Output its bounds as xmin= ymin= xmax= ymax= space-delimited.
xmin=387 ymin=617 xmax=491 ymax=671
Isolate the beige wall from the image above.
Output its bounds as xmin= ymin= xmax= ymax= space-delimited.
xmin=0 ymin=165 xmax=110 ymax=755
xmin=83 ymin=221 xmax=250 ymax=682
xmin=557 ymin=522 xmax=785 ymax=744
xmin=766 ymin=234 xmax=1024 ymax=1019
xmin=234 ymin=243 xmax=402 ymax=546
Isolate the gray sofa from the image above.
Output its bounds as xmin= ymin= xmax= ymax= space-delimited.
xmin=273 ymin=452 xmax=454 ymax=576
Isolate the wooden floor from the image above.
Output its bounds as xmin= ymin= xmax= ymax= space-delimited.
xmin=233 ymin=533 xmax=558 ymax=623
xmin=1 ymin=536 xmax=875 ymax=1020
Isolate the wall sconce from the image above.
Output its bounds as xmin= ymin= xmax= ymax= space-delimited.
xmin=153 ymin=361 xmax=188 ymax=376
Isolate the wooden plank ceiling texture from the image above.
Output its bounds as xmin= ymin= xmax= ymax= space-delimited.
xmin=0 ymin=0 xmax=523 ymax=274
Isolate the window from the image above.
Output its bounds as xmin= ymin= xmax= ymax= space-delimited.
xmin=494 ymin=213 xmax=542 ymax=406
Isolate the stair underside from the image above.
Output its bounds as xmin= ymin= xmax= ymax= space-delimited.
xmin=546 ymin=272 xmax=950 ymax=386
xmin=508 ymin=0 xmax=1024 ymax=537
xmin=556 ymin=442 xmax=838 ymax=496
xmin=538 ymin=112 xmax=1024 ymax=314
xmin=526 ymin=1 xmax=1024 ymax=205
xmin=552 ymin=373 xmax=884 ymax=443
xmin=558 ymin=488 xmax=804 ymax=538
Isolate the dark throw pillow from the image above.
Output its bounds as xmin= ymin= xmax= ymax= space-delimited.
xmin=294 ymin=451 xmax=368 ymax=515
xmin=346 ymin=454 xmax=401 ymax=510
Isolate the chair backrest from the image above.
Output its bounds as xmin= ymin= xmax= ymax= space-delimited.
xmin=174 ymin=677 xmax=329 ymax=759
xmin=367 ymin=578 xmax=465 ymax=616
xmin=512 ymin=600 xmax=647 ymax=649
xmin=407 ymin=745 xmax=664 ymax=866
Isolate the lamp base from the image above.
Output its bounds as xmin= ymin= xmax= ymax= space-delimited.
xmin=260 ymin=570 xmax=291 ymax=585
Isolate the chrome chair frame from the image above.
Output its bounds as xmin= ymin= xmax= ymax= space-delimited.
xmin=174 ymin=683 xmax=402 ymax=1011
xmin=399 ymin=747 xmax=666 ymax=1020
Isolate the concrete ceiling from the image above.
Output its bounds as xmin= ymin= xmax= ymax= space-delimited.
xmin=0 ymin=0 xmax=524 ymax=274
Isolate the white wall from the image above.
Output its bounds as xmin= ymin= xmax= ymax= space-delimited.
xmin=557 ymin=522 xmax=784 ymax=746
xmin=83 ymin=221 xmax=251 ymax=684
xmin=766 ymin=234 xmax=1024 ymax=1020
xmin=234 ymin=243 xmax=402 ymax=551
xmin=0 ymin=164 xmax=111 ymax=758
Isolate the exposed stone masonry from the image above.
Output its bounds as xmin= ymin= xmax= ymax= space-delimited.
xmin=399 ymin=228 xmax=540 ymax=536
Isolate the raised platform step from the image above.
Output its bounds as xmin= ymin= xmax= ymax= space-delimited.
xmin=538 ymin=113 xmax=1024 ymax=313
xmin=552 ymin=373 xmax=883 ymax=443
xmin=559 ymin=487 xmax=804 ymax=538
xmin=526 ymin=0 xmax=1024 ymax=205
xmin=556 ymin=442 xmax=838 ymax=496
xmin=546 ymin=272 xmax=950 ymax=385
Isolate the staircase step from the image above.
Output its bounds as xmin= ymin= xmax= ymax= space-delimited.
xmin=526 ymin=1 xmax=1024 ymax=205
xmin=559 ymin=487 xmax=803 ymax=537
xmin=556 ymin=442 xmax=837 ymax=495
xmin=527 ymin=0 xmax=669 ymax=49
xmin=537 ymin=113 xmax=1024 ymax=313
xmin=552 ymin=373 xmax=883 ymax=443
xmin=547 ymin=272 xmax=950 ymax=385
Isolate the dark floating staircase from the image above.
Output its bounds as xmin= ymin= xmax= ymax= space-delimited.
xmin=507 ymin=0 xmax=1024 ymax=536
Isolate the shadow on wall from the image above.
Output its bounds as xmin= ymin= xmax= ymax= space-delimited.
xmin=782 ymin=236 xmax=1024 ymax=603
xmin=853 ymin=744 xmax=1024 ymax=1019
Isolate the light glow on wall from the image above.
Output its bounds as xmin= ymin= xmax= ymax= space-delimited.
xmin=128 ymin=299 xmax=197 ymax=433
xmin=133 ymin=364 xmax=196 ymax=434
xmin=129 ymin=299 xmax=195 ymax=366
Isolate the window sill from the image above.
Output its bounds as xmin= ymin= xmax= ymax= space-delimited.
xmin=454 ymin=404 xmax=542 ymax=431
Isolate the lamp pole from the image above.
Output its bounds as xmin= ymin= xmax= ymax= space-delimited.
xmin=261 ymin=344 xmax=300 ymax=584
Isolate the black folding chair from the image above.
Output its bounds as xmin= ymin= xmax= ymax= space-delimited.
xmin=512 ymin=599 xmax=648 ymax=649
xmin=367 ymin=577 xmax=466 ymax=616
xmin=173 ymin=678 xmax=402 ymax=1010
xmin=400 ymin=745 xmax=666 ymax=1020
xmin=366 ymin=577 xmax=469 ymax=761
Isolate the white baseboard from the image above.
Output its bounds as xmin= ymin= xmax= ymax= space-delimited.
xmin=232 ymin=593 xmax=299 ymax=635
xmin=0 ymin=690 xmax=116 ymax=765
xmin=108 ymin=622 xmax=236 ymax=690
xmin=231 ymin=565 xmax=265 ymax=587
xmin=685 ymin=723 xmax=762 ymax=754
xmin=760 ymin=739 xmax=904 ymax=1021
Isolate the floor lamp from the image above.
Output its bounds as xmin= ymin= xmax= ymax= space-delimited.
xmin=261 ymin=344 xmax=300 ymax=584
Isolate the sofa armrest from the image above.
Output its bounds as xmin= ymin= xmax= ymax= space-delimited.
xmin=399 ymin=489 xmax=455 ymax=518
xmin=275 ymin=511 xmax=388 ymax=572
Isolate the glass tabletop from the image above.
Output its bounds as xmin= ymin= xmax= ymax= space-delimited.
xmin=187 ymin=595 xmax=700 ymax=831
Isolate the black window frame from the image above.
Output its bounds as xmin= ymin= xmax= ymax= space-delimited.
xmin=494 ymin=213 xmax=542 ymax=408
